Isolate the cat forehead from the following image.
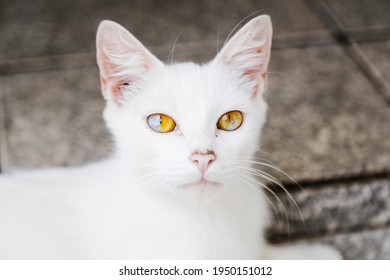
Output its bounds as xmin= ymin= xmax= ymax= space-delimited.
xmin=145 ymin=62 xmax=251 ymax=111
xmin=161 ymin=62 xmax=215 ymax=92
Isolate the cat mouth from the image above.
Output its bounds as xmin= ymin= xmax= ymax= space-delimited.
xmin=182 ymin=179 xmax=219 ymax=188
xmin=198 ymin=178 xmax=218 ymax=186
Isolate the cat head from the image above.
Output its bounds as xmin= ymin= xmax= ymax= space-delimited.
xmin=96 ymin=16 xmax=272 ymax=199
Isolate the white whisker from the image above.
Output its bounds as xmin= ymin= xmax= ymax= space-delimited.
xmin=234 ymin=158 xmax=305 ymax=225
xmin=141 ymin=176 xmax=163 ymax=192
xmin=238 ymin=157 xmax=305 ymax=193
xmin=234 ymin=171 xmax=288 ymax=215
xmin=223 ymin=10 xmax=266 ymax=46
xmin=231 ymin=174 xmax=286 ymax=227
xmin=216 ymin=24 xmax=220 ymax=54
xmin=167 ymin=30 xmax=182 ymax=65
xmin=234 ymin=165 xmax=284 ymax=189
xmin=132 ymin=170 xmax=162 ymax=185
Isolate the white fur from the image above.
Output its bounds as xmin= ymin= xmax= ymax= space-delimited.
xmin=0 ymin=16 xmax=341 ymax=259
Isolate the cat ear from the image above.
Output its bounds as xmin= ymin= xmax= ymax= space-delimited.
xmin=214 ymin=15 xmax=272 ymax=96
xmin=96 ymin=20 xmax=163 ymax=104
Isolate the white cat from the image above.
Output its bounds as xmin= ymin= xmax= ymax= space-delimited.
xmin=0 ymin=15 xmax=341 ymax=259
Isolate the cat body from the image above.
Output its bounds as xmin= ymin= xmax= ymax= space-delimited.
xmin=0 ymin=159 xmax=266 ymax=259
xmin=0 ymin=16 xmax=341 ymax=259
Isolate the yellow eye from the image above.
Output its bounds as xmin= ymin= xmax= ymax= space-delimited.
xmin=217 ymin=110 xmax=243 ymax=131
xmin=147 ymin=113 xmax=176 ymax=133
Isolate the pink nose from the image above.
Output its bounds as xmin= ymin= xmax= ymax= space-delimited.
xmin=191 ymin=151 xmax=216 ymax=174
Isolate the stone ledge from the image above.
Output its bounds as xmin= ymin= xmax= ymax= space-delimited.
xmin=267 ymin=178 xmax=390 ymax=241
xmin=320 ymin=228 xmax=390 ymax=259
xmin=272 ymin=227 xmax=390 ymax=259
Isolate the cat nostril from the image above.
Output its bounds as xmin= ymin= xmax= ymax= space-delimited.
xmin=206 ymin=155 xmax=216 ymax=165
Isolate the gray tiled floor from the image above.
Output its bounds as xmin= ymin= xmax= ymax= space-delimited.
xmin=326 ymin=0 xmax=390 ymax=29
xmin=0 ymin=0 xmax=327 ymax=60
xmin=360 ymin=40 xmax=390 ymax=92
xmin=2 ymin=67 xmax=110 ymax=168
xmin=263 ymin=45 xmax=390 ymax=181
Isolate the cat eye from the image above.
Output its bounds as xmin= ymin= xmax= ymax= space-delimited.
xmin=217 ymin=111 xmax=243 ymax=131
xmin=147 ymin=113 xmax=176 ymax=133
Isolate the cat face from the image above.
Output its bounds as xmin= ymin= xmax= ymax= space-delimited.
xmin=96 ymin=16 xmax=272 ymax=197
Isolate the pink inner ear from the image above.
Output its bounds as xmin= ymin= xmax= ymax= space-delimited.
xmin=96 ymin=20 xmax=164 ymax=105
xmin=243 ymin=58 xmax=268 ymax=97
xmin=98 ymin=48 xmax=142 ymax=103
xmin=100 ymin=75 xmax=128 ymax=103
xmin=255 ymin=73 xmax=268 ymax=97
xmin=214 ymin=16 xmax=272 ymax=97
xmin=243 ymin=68 xmax=259 ymax=97
xmin=99 ymin=51 xmax=156 ymax=103
xmin=244 ymin=66 xmax=262 ymax=80
xmin=99 ymin=56 xmax=125 ymax=102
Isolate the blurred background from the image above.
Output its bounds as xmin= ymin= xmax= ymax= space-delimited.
xmin=0 ymin=0 xmax=389 ymax=259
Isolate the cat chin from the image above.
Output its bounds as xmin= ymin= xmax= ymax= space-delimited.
xmin=160 ymin=179 xmax=224 ymax=202
xmin=181 ymin=180 xmax=220 ymax=189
